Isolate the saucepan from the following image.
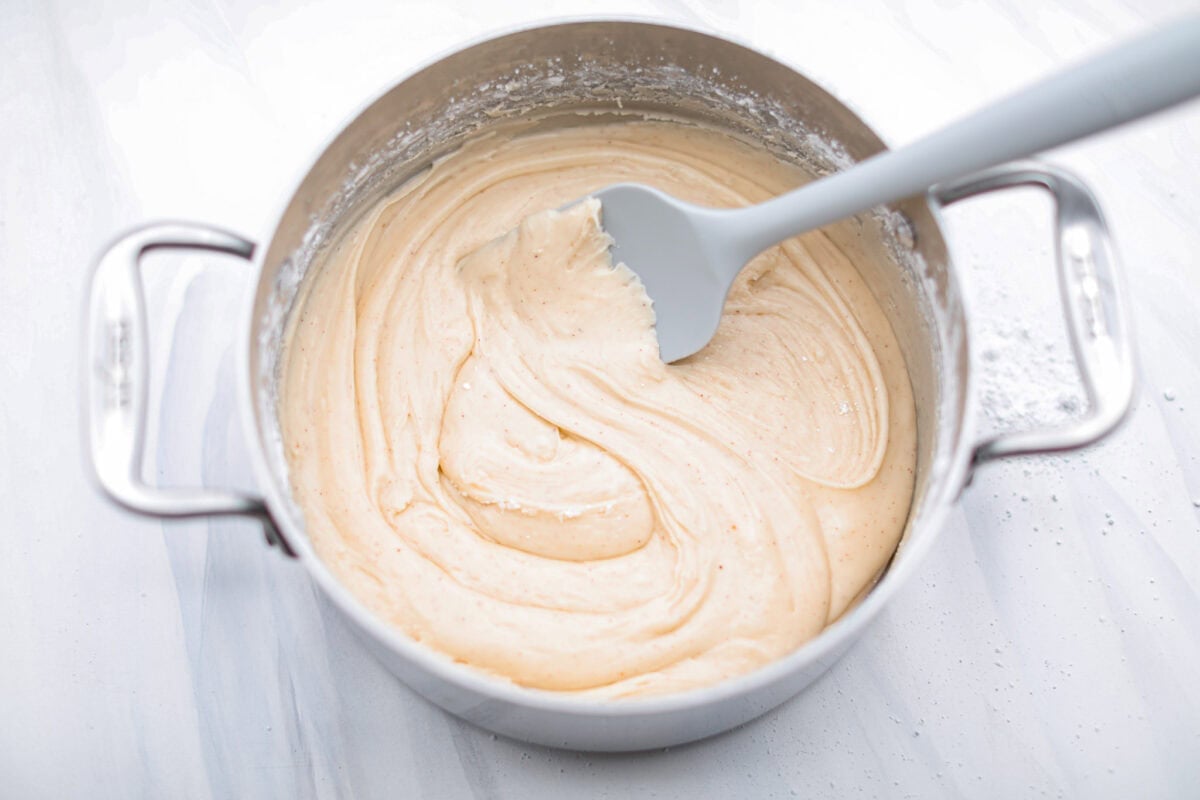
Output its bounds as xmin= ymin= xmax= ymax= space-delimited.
xmin=84 ymin=19 xmax=1134 ymax=751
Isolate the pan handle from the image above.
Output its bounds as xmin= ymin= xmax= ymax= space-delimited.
xmin=83 ymin=223 xmax=292 ymax=554
xmin=934 ymin=161 xmax=1136 ymax=469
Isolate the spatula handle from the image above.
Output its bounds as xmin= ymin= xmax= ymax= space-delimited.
xmin=728 ymin=16 xmax=1200 ymax=261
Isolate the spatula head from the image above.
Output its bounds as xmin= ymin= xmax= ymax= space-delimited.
xmin=594 ymin=184 xmax=738 ymax=363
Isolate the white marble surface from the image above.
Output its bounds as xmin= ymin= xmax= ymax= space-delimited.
xmin=4 ymin=0 xmax=1200 ymax=797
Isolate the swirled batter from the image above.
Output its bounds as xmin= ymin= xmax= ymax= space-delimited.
xmin=280 ymin=120 xmax=916 ymax=697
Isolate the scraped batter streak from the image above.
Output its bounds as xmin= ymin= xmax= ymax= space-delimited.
xmin=280 ymin=121 xmax=916 ymax=697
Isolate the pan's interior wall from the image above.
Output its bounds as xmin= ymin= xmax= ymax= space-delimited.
xmin=250 ymin=22 xmax=968 ymax=568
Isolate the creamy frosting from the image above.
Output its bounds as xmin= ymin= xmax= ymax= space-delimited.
xmin=279 ymin=121 xmax=916 ymax=697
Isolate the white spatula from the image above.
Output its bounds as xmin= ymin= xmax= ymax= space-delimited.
xmin=593 ymin=18 xmax=1200 ymax=362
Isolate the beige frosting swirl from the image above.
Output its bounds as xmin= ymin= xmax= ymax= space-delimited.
xmin=279 ymin=121 xmax=916 ymax=697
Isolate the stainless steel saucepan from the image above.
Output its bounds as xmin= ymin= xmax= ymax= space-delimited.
xmin=84 ymin=20 xmax=1135 ymax=751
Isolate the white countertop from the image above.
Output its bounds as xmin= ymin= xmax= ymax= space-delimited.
xmin=4 ymin=1 xmax=1199 ymax=797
